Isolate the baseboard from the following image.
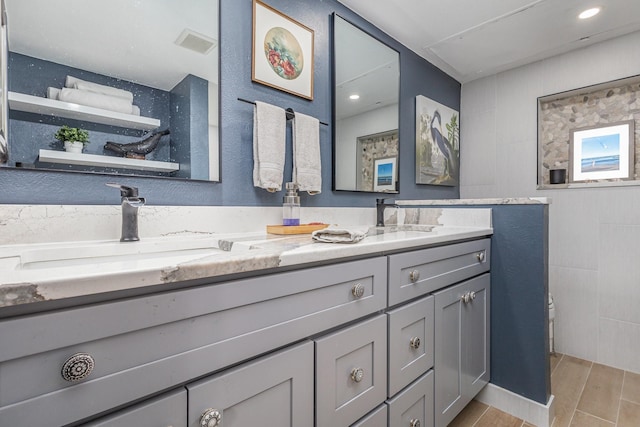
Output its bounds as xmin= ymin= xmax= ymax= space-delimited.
xmin=476 ymin=383 xmax=555 ymax=427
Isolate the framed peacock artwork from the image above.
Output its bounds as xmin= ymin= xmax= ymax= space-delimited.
xmin=415 ymin=95 xmax=460 ymax=186
xmin=252 ymin=0 xmax=314 ymax=100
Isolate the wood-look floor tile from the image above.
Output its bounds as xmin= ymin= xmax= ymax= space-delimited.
xmin=523 ymin=423 xmax=537 ymax=427
xmin=576 ymin=363 xmax=623 ymax=422
xmin=449 ymin=400 xmax=489 ymax=427
xmin=550 ymin=353 xmax=563 ymax=375
xmin=569 ymin=410 xmax=614 ymax=427
xmin=474 ymin=407 xmax=523 ymax=427
xmin=617 ymin=400 xmax=640 ymax=427
xmin=550 ymin=355 xmax=592 ymax=427
xmin=622 ymin=371 xmax=640 ymax=405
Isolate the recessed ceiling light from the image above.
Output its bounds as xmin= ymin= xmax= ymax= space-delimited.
xmin=579 ymin=7 xmax=600 ymax=20
xmin=349 ymin=94 xmax=360 ymax=100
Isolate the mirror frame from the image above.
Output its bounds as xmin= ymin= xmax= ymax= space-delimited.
xmin=331 ymin=12 xmax=400 ymax=193
xmin=0 ymin=0 xmax=220 ymax=182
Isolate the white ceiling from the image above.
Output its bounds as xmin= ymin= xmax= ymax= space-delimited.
xmin=5 ymin=0 xmax=218 ymax=91
xmin=337 ymin=0 xmax=640 ymax=83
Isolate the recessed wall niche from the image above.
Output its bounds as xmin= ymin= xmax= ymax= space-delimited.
xmin=537 ymin=74 xmax=640 ymax=188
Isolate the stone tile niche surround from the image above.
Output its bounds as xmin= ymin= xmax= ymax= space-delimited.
xmin=538 ymin=74 xmax=640 ymax=187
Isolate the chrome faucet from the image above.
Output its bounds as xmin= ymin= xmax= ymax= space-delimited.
xmin=107 ymin=183 xmax=145 ymax=242
xmin=376 ymin=198 xmax=398 ymax=227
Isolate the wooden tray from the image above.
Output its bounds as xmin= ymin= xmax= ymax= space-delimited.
xmin=266 ymin=224 xmax=329 ymax=235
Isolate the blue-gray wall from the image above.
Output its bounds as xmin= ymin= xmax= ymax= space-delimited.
xmin=0 ymin=0 xmax=460 ymax=206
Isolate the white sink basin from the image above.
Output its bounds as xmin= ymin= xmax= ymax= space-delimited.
xmin=2 ymin=235 xmax=229 ymax=271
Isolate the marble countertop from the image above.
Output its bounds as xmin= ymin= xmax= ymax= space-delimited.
xmin=0 ymin=223 xmax=492 ymax=311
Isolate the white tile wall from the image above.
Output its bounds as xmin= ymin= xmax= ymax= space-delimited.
xmin=461 ymin=30 xmax=640 ymax=374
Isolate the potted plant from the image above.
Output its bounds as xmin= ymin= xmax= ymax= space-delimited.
xmin=55 ymin=125 xmax=90 ymax=153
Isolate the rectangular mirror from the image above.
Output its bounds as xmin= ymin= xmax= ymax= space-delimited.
xmin=2 ymin=0 xmax=219 ymax=181
xmin=332 ymin=13 xmax=399 ymax=193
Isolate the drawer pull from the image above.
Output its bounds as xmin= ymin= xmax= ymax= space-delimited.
xmin=351 ymin=283 xmax=365 ymax=298
xmin=350 ymin=367 xmax=365 ymax=383
xmin=410 ymin=336 xmax=421 ymax=349
xmin=409 ymin=269 xmax=420 ymax=282
xmin=477 ymin=251 xmax=485 ymax=262
xmin=410 ymin=419 xmax=421 ymax=427
xmin=61 ymin=352 xmax=95 ymax=382
xmin=200 ymin=408 xmax=222 ymax=427
xmin=461 ymin=292 xmax=470 ymax=304
xmin=470 ymin=291 xmax=477 ymax=301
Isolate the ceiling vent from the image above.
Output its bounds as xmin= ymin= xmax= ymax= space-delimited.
xmin=175 ymin=29 xmax=217 ymax=55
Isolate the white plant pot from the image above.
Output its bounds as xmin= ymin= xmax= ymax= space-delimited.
xmin=64 ymin=141 xmax=84 ymax=153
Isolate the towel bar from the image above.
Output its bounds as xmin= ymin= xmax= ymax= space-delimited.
xmin=237 ymin=97 xmax=329 ymax=126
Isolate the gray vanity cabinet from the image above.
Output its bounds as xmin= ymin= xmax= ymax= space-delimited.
xmin=386 ymin=371 xmax=434 ymax=427
xmin=433 ymin=273 xmax=491 ymax=427
xmin=352 ymin=405 xmax=388 ymax=427
xmin=187 ymin=341 xmax=314 ymax=427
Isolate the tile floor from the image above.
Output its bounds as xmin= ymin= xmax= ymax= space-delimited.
xmin=448 ymin=353 xmax=640 ymax=427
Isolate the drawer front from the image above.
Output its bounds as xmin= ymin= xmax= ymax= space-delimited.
xmin=352 ymin=404 xmax=388 ymax=427
xmin=388 ymin=295 xmax=435 ymax=397
xmin=187 ymin=341 xmax=314 ymax=427
xmin=388 ymin=238 xmax=490 ymax=306
xmin=0 ymin=257 xmax=386 ymax=427
xmin=79 ymin=389 xmax=187 ymax=427
xmin=387 ymin=370 xmax=434 ymax=427
xmin=316 ymin=315 xmax=388 ymax=427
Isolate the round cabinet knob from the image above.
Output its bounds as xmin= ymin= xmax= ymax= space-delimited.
xmin=410 ymin=336 xmax=421 ymax=349
xmin=470 ymin=291 xmax=477 ymax=301
xmin=410 ymin=419 xmax=421 ymax=427
xmin=61 ymin=352 xmax=95 ymax=382
xmin=409 ymin=269 xmax=420 ymax=282
xmin=200 ymin=409 xmax=222 ymax=427
xmin=477 ymin=251 xmax=485 ymax=263
xmin=351 ymin=283 xmax=365 ymax=299
xmin=350 ymin=367 xmax=365 ymax=383
xmin=460 ymin=292 xmax=470 ymax=304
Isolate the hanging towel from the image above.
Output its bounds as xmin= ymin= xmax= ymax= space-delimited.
xmin=253 ymin=101 xmax=286 ymax=192
xmin=58 ymin=88 xmax=135 ymax=114
xmin=292 ymin=111 xmax=321 ymax=194
xmin=65 ymin=75 xmax=134 ymax=102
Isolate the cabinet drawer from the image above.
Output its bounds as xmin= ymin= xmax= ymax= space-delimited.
xmin=316 ymin=315 xmax=388 ymax=427
xmin=386 ymin=370 xmax=434 ymax=427
xmin=352 ymin=404 xmax=387 ymax=427
xmin=79 ymin=389 xmax=187 ymax=427
xmin=187 ymin=341 xmax=313 ymax=427
xmin=388 ymin=238 xmax=490 ymax=306
xmin=388 ymin=295 xmax=434 ymax=397
xmin=0 ymin=257 xmax=386 ymax=427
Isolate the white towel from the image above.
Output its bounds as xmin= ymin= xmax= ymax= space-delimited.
xmin=292 ymin=111 xmax=321 ymax=194
xmin=312 ymin=225 xmax=369 ymax=244
xmin=58 ymin=87 xmax=135 ymax=115
xmin=253 ymin=101 xmax=286 ymax=192
xmin=65 ymin=75 xmax=134 ymax=102
xmin=47 ymin=87 xmax=60 ymax=100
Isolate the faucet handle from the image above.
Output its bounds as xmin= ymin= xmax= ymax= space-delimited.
xmin=106 ymin=183 xmax=139 ymax=198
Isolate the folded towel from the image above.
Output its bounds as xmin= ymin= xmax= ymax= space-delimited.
xmin=292 ymin=111 xmax=321 ymax=194
xmin=58 ymin=87 xmax=135 ymax=115
xmin=65 ymin=75 xmax=134 ymax=102
xmin=132 ymin=105 xmax=141 ymax=116
xmin=253 ymin=101 xmax=286 ymax=192
xmin=47 ymin=87 xmax=60 ymax=100
xmin=312 ymin=225 xmax=369 ymax=244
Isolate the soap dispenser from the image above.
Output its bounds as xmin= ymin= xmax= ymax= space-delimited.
xmin=283 ymin=182 xmax=300 ymax=226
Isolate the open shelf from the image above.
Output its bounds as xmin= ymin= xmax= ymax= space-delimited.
xmin=9 ymin=92 xmax=161 ymax=130
xmin=38 ymin=149 xmax=179 ymax=172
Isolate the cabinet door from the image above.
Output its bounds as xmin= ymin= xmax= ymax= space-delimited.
xmin=386 ymin=370 xmax=434 ymax=427
xmin=351 ymin=404 xmax=387 ymax=427
xmin=79 ymin=389 xmax=187 ymax=427
xmin=187 ymin=341 xmax=313 ymax=427
xmin=433 ymin=274 xmax=490 ymax=427
xmin=316 ymin=314 xmax=387 ymax=427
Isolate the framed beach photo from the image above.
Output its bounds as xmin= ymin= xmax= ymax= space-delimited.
xmin=569 ymin=121 xmax=635 ymax=182
xmin=373 ymin=157 xmax=397 ymax=192
xmin=252 ymin=0 xmax=314 ymax=100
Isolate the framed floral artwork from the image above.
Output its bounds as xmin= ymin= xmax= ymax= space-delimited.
xmin=252 ymin=0 xmax=314 ymax=100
